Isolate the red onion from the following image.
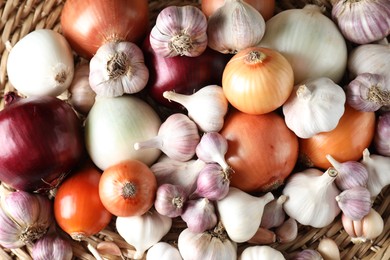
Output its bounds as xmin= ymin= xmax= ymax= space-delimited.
xmin=142 ymin=35 xmax=231 ymax=109
xmin=0 ymin=94 xmax=84 ymax=192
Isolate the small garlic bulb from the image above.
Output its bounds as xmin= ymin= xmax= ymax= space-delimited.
xmin=207 ymin=0 xmax=266 ymax=54
xmin=282 ymin=168 xmax=341 ymax=228
xmin=326 ymin=154 xmax=368 ymax=191
xmin=89 ymin=41 xmax=149 ymax=97
xmin=331 ymin=0 xmax=390 ymax=44
xmin=282 ymin=77 xmax=346 ymax=139
xmin=163 ymin=85 xmax=229 ymax=132
xmin=134 ymin=113 xmax=200 ymax=162
xmin=341 ymin=208 xmax=384 ymax=244
xmin=154 ymin=183 xmax=187 ymax=218
xmin=150 ymin=5 xmax=208 ymax=57
xmin=0 ymin=191 xmax=53 ymax=248
xmin=32 ymin=233 xmax=73 ymax=260
xmin=345 ymin=73 xmax=388 ymax=112
xmin=146 ymin=242 xmax=182 ymax=260
xmin=216 ymin=187 xmax=274 ymax=243
xmin=181 ymin=198 xmax=218 ymax=233
xmin=360 ymin=148 xmax=390 ymax=198
xmin=178 ymin=223 xmax=237 ymax=260
xmin=374 ymin=111 xmax=390 ymax=156
xmin=335 ymin=186 xmax=372 ymax=221
xmin=240 ymin=245 xmax=286 ymax=260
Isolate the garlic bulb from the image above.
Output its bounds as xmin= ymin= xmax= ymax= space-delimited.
xmin=0 ymin=191 xmax=53 ymax=248
xmin=134 ymin=113 xmax=200 ymax=162
xmin=348 ymin=43 xmax=390 ymax=90
xmin=317 ymin=237 xmax=340 ymax=260
xmin=207 ymin=0 xmax=266 ymax=54
xmin=341 ymin=208 xmax=384 ymax=244
xmin=150 ymin=5 xmax=208 ymax=57
xmin=6 ymin=29 xmax=74 ymax=97
xmin=67 ymin=63 xmax=96 ymax=115
xmin=178 ymin=223 xmax=237 ymax=260
xmin=325 ymin=154 xmax=368 ymax=191
xmin=181 ymin=198 xmax=217 ymax=233
xmin=259 ymin=5 xmax=347 ymax=84
xmin=151 ymin=155 xmax=206 ymax=195
xmin=374 ymin=111 xmax=390 ymax=156
xmin=146 ymin=242 xmax=182 ymax=260
xmin=360 ymin=148 xmax=390 ymax=198
xmin=163 ymin=85 xmax=229 ymax=132
xmin=216 ymin=187 xmax=274 ymax=243
xmin=89 ymin=41 xmax=149 ymax=97
xmin=345 ymin=73 xmax=388 ymax=112
xmin=282 ymin=168 xmax=341 ymax=228
xmin=32 ymin=233 xmax=73 ymax=260
xmin=335 ymin=186 xmax=372 ymax=221
xmin=331 ymin=0 xmax=390 ymax=44
xmin=240 ymin=245 xmax=286 ymax=260
xmin=282 ymin=77 xmax=346 ymax=138
xmin=116 ymin=209 xmax=172 ymax=259
xmin=154 ymin=183 xmax=187 ymax=218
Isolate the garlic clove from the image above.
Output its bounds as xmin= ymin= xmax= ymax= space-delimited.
xmin=191 ymin=163 xmax=230 ymax=201
xmin=207 ymin=0 xmax=266 ymax=54
xmin=247 ymin=227 xmax=276 ymax=245
xmin=154 ymin=183 xmax=187 ymax=218
xmin=240 ymin=245 xmax=286 ymax=260
xmin=291 ymin=249 xmax=323 ymax=260
xmin=317 ymin=237 xmax=341 ymax=260
xmin=195 ymin=132 xmax=232 ymax=174
xmin=335 ymin=186 xmax=372 ymax=221
xmin=326 ymin=154 xmax=368 ymax=191
xmin=345 ymin=73 xmax=388 ymax=112
xmin=216 ymin=187 xmax=274 ymax=243
xmin=180 ymin=197 xmax=218 ymax=234
xmin=150 ymin=5 xmax=208 ymax=57
xmin=96 ymin=241 xmax=123 ymax=257
xmin=89 ymin=41 xmax=149 ymax=97
xmin=146 ymin=242 xmax=182 ymax=260
xmin=163 ymin=85 xmax=229 ymax=132
xmin=134 ymin=113 xmax=200 ymax=162
xmin=260 ymin=195 xmax=287 ymax=229
xmin=275 ymin=217 xmax=298 ymax=244
xmin=341 ymin=208 xmax=384 ymax=244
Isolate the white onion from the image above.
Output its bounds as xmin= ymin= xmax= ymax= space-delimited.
xmin=85 ymin=95 xmax=162 ymax=170
xmin=6 ymin=29 xmax=74 ymax=97
xmin=258 ymin=5 xmax=347 ymax=84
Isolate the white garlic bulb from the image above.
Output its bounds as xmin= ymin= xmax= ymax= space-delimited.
xmin=282 ymin=77 xmax=346 ymax=138
xmin=178 ymin=223 xmax=237 ymax=260
xmin=240 ymin=245 xmax=286 ymax=260
xmin=146 ymin=242 xmax=182 ymax=260
xmin=116 ymin=209 xmax=172 ymax=259
xmin=216 ymin=187 xmax=274 ymax=243
xmin=282 ymin=168 xmax=341 ymax=228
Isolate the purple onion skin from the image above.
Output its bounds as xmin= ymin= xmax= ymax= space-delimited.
xmin=0 ymin=95 xmax=85 ymax=192
xmin=374 ymin=112 xmax=390 ymax=156
xmin=142 ymin=34 xmax=231 ymax=109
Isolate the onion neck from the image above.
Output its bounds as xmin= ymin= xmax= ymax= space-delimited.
xmin=246 ymin=50 xmax=267 ymax=64
xmin=4 ymin=92 xmax=22 ymax=107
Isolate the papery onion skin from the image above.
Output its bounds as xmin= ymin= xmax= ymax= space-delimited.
xmin=220 ymin=109 xmax=299 ymax=193
xmin=143 ymin=35 xmax=231 ymax=109
xmin=0 ymin=95 xmax=84 ymax=192
xmin=299 ymin=105 xmax=376 ymax=169
xmin=60 ymin=0 xmax=149 ymax=58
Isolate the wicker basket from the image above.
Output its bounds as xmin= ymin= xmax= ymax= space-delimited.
xmin=0 ymin=0 xmax=389 ymax=259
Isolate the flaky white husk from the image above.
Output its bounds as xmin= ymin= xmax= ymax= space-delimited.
xmin=282 ymin=168 xmax=341 ymax=228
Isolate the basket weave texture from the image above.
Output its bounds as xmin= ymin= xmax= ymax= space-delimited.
xmin=0 ymin=0 xmax=389 ymax=259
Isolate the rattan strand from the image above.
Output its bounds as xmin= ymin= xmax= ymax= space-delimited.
xmin=0 ymin=0 xmax=389 ymax=259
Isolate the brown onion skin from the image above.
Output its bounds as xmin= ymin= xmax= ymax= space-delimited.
xmin=220 ymin=109 xmax=299 ymax=193
xmin=143 ymin=35 xmax=231 ymax=109
xmin=0 ymin=96 xmax=85 ymax=192
xmin=61 ymin=0 xmax=149 ymax=59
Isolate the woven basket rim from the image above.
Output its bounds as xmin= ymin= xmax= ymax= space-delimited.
xmin=0 ymin=0 xmax=389 ymax=259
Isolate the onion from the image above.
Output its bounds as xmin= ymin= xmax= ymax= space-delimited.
xmin=85 ymin=95 xmax=162 ymax=170
xmin=0 ymin=94 xmax=84 ymax=192
xmin=142 ymin=35 xmax=231 ymax=109
xmin=60 ymin=0 xmax=149 ymax=58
